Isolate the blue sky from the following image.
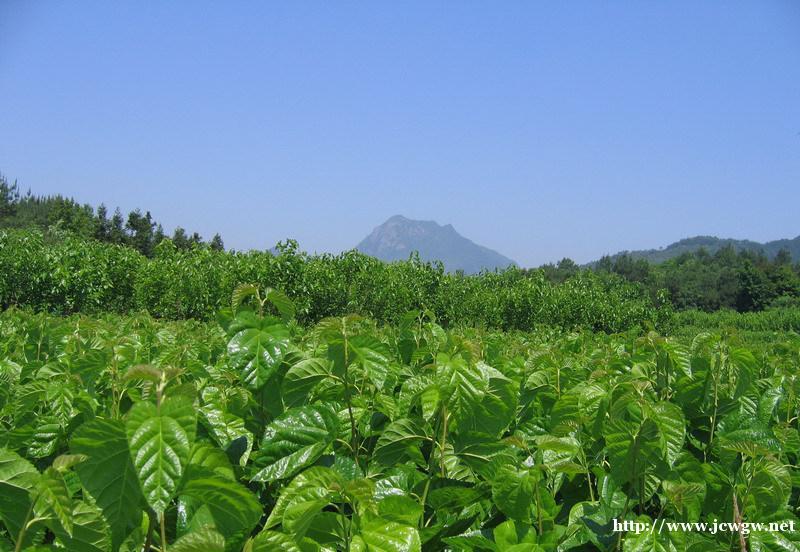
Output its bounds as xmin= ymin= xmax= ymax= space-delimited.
xmin=1 ymin=1 xmax=799 ymax=266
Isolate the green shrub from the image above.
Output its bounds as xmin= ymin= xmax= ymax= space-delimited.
xmin=0 ymin=229 xmax=664 ymax=332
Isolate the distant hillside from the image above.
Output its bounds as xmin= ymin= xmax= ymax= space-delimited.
xmin=595 ymin=235 xmax=800 ymax=265
xmin=356 ymin=215 xmax=516 ymax=274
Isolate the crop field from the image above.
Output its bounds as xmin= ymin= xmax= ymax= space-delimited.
xmin=3 ymin=2 xmax=799 ymax=551
xmin=1 ymin=287 xmax=799 ymax=552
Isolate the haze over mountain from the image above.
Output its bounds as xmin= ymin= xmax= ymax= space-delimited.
xmin=594 ymin=235 xmax=800 ymax=265
xmin=356 ymin=215 xmax=516 ymax=274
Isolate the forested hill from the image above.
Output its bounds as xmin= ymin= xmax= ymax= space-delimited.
xmin=594 ymin=235 xmax=800 ymax=265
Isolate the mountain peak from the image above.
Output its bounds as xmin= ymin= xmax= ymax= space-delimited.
xmin=356 ymin=216 xmax=516 ymax=274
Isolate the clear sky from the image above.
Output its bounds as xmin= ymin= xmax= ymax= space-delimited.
xmin=1 ymin=1 xmax=799 ymax=266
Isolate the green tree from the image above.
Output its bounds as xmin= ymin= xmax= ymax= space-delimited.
xmin=595 ymin=255 xmax=613 ymax=272
xmin=775 ymin=248 xmax=792 ymax=266
xmin=126 ymin=209 xmax=155 ymax=256
xmin=0 ymin=174 xmax=20 ymax=219
xmin=210 ymin=233 xmax=224 ymax=251
xmin=768 ymin=264 xmax=800 ymax=299
xmin=172 ymin=227 xmax=190 ymax=250
xmin=47 ymin=197 xmax=95 ymax=237
xmin=94 ymin=204 xmax=111 ymax=241
xmin=109 ymin=208 xmax=126 ymax=245
xmin=153 ymin=224 xmax=166 ymax=247
xmin=736 ymin=260 xmax=774 ymax=311
xmin=612 ymin=253 xmax=651 ymax=283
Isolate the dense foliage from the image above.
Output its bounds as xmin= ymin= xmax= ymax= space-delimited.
xmin=1 ymin=294 xmax=799 ymax=551
xmin=0 ymin=175 xmax=224 ymax=256
xmin=4 ymin=176 xmax=799 ymax=319
xmin=591 ymin=248 xmax=800 ymax=314
xmin=6 ymin=176 xmax=800 ymax=314
xmin=673 ymin=308 xmax=800 ymax=334
xmin=0 ymin=229 xmax=665 ymax=333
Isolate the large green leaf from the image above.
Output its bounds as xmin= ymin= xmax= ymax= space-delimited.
xmin=34 ymin=467 xmax=73 ymax=536
xmin=27 ymin=419 xmax=61 ymax=458
xmin=227 ymin=312 xmax=290 ymax=389
xmin=283 ymin=498 xmax=330 ymax=537
xmin=719 ymin=427 xmax=781 ymax=458
xmin=427 ymin=484 xmax=484 ymax=512
xmin=0 ymin=448 xmax=40 ymax=541
xmin=603 ymin=418 xmax=660 ymax=486
xmin=125 ymin=399 xmax=193 ymax=514
xmin=265 ymin=288 xmax=297 ymax=321
xmin=282 ymin=358 xmax=333 ymax=407
xmin=186 ymin=441 xmax=236 ymax=481
xmin=251 ymin=404 xmax=339 ymax=482
xmin=170 ymin=525 xmax=226 ymax=552
xmin=249 ymin=530 xmax=306 ymax=552
xmin=465 ymin=365 xmax=517 ymax=437
xmin=71 ymin=417 xmax=145 ymax=549
xmin=348 ymin=335 xmax=392 ymax=389
xmin=377 ymin=495 xmax=423 ymax=527
xmin=179 ymin=466 xmax=262 ymax=546
xmin=162 ymin=385 xmax=198 ymax=445
xmin=265 ymin=467 xmax=344 ymax=530
xmin=51 ymin=501 xmax=112 ymax=552
xmin=373 ymin=418 xmax=428 ymax=466
xmin=491 ymin=465 xmax=536 ymax=522
xmin=661 ymin=452 xmax=706 ymax=520
xmin=200 ymin=394 xmax=252 ymax=467
xmin=745 ymin=458 xmax=792 ymax=519
xmin=442 ymin=532 xmax=497 ymax=552
xmin=436 ymin=354 xmax=488 ymax=426
xmin=353 ymin=519 xmax=421 ymax=552
xmin=749 ymin=530 xmax=800 ymax=552
xmin=650 ymin=402 xmax=685 ymax=466
xmin=493 ymin=520 xmax=537 ymax=549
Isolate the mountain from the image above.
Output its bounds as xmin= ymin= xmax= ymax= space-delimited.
xmin=356 ymin=215 xmax=516 ymax=274
xmin=594 ymin=235 xmax=800 ymax=265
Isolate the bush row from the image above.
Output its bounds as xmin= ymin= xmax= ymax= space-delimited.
xmin=0 ymin=229 xmax=667 ymax=332
xmin=671 ymin=307 xmax=800 ymax=333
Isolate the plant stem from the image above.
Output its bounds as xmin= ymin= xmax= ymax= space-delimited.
xmin=143 ymin=510 xmax=157 ymax=552
xmin=439 ymin=405 xmax=448 ymax=478
xmin=160 ymin=513 xmax=167 ymax=552
xmin=732 ymin=491 xmax=746 ymax=552
xmin=706 ymin=359 xmax=721 ymax=462
xmin=419 ymin=477 xmax=432 ymax=529
xmin=534 ymin=481 xmax=543 ymax=535
xmin=342 ymin=318 xmax=360 ymax=471
xmin=14 ymin=503 xmax=35 ymax=552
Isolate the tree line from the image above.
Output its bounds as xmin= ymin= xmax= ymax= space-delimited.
xmin=3 ymin=172 xmax=799 ymax=316
xmin=538 ymin=247 xmax=800 ymax=313
xmin=0 ymin=174 xmax=224 ymax=256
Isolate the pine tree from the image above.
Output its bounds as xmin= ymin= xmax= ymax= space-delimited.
xmin=172 ymin=227 xmax=190 ymax=250
xmin=95 ymin=204 xmax=110 ymax=241
xmin=210 ymin=233 xmax=224 ymax=251
xmin=153 ymin=224 xmax=166 ymax=248
xmin=0 ymin=174 xmax=20 ymax=219
xmin=126 ymin=209 xmax=155 ymax=256
xmin=109 ymin=208 xmax=126 ymax=245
